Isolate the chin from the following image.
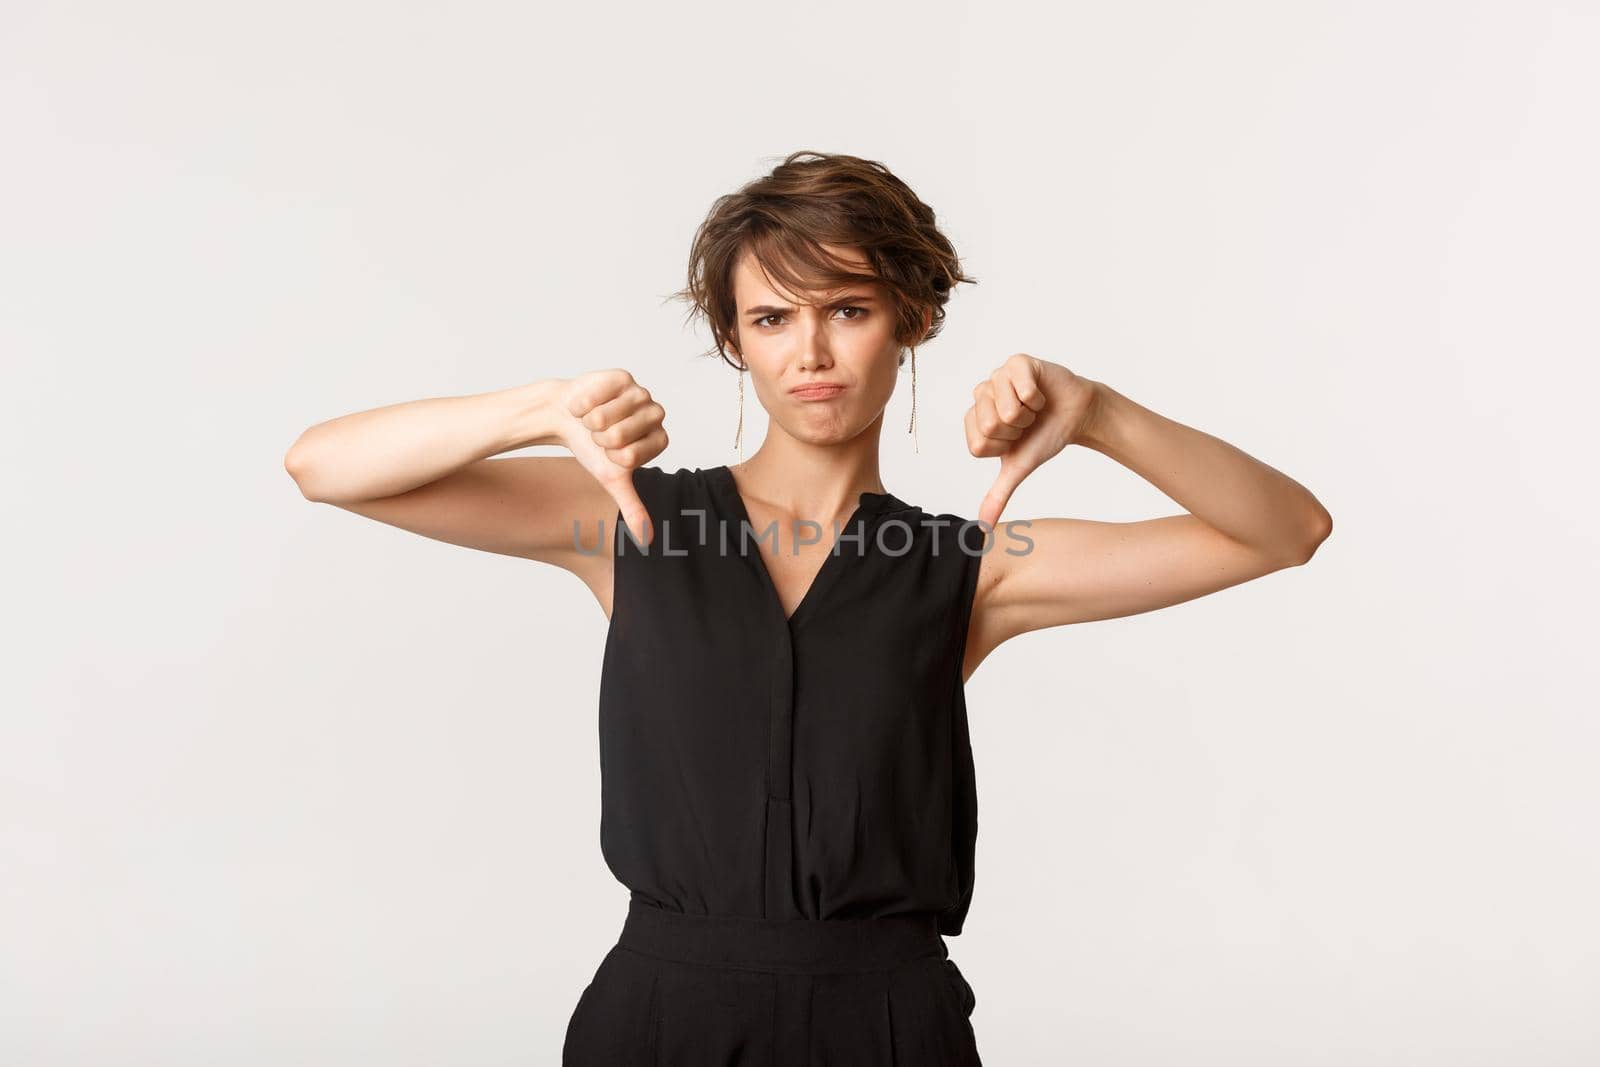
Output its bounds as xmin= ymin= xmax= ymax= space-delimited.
xmin=781 ymin=419 xmax=873 ymax=447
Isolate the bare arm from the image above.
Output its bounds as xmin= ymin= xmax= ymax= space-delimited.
xmin=963 ymin=358 xmax=1332 ymax=678
xmin=283 ymin=372 xmax=667 ymax=609
xmin=285 ymin=380 xmax=566 ymax=504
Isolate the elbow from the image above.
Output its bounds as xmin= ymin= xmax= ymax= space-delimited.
xmin=283 ymin=434 xmax=330 ymax=503
xmin=1283 ymin=504 xmax=1333 ymax=567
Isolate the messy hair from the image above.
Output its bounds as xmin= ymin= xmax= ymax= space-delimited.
xmin=669 ymin=150 xmax=977 ymax=371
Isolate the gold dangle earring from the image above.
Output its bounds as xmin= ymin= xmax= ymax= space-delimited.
xmin=733 ymin=359 xmax=746 ymax=461
xmin=906 ymin=346 xmax=919 ymax=454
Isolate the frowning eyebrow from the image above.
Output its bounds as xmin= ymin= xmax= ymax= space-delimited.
xmin=744 ymin=294 xmax=878 ymax=317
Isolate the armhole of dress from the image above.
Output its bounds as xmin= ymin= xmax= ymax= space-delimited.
xmin=607 ymin=465 xmax=663 ymax=641
xmin=940 ymin=518 xmax=985 ymax=937
xmin=950 ymin=521 xmax=984 ymax=692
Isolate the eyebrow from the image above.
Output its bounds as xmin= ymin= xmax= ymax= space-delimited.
xmin=745 ymin=294 xmax=878 ymax=317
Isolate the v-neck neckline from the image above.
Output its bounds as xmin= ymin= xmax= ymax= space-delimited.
xmin=707 ymin=464 xmax=908 ymax=630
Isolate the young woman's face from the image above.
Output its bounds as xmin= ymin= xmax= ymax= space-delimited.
xmin=728 ymin=245 xmax=907 ymax=447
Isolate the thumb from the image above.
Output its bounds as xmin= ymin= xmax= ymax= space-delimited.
xmin=977 ymin=456 xmax=1032 ymax=532
xmin=606 ymin=472 xmax=654 ymax=549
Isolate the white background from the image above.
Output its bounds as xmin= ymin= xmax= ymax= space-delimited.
xmin=4 ymin=1 xmax=1597 ymax=1063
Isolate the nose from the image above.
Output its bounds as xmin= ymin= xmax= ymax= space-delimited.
xmin=796 ymin=308 xmax=833 ymax=371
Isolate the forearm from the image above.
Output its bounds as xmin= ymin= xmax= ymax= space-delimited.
xmin=1078 ymin=381 xmax=1332 ymax=561
xmin=284 ymin=378 xmax=569 ymax=504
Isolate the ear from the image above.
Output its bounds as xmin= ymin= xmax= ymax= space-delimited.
xmin=898 ymin=305 xmax=933 ymax=367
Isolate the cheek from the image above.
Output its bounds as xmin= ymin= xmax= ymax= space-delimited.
xmin=860 ymin=358 xmax=904 ymax=410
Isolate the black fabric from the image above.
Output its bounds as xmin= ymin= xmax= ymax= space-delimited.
xmin=569 ymin=463 xmax=986 ymax=1063
xmin=563 ymin=900 xmax=982 ymax=1065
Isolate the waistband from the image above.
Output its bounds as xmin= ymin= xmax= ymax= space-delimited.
xmin=617 ymin=899 xmax=948 ymax=974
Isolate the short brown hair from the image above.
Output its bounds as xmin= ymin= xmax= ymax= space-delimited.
xmin=670 ymin=150 xmax=977 ymax=371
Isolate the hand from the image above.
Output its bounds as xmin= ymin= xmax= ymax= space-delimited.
xmin=963 ymin=353 xmax=1102 ymax=530
xmin=557 ymin=369 xmax=669 ymax=546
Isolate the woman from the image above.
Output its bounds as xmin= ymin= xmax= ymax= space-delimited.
xmin=283 ymin=150 xmax=1332 ymax=1065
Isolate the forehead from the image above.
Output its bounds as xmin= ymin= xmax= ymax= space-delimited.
xmin=731 ymin=243 xmax=877 ymax=307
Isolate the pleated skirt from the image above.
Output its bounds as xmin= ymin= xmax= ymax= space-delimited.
xmin=562 ymin=899 xmax=982 ymax=1066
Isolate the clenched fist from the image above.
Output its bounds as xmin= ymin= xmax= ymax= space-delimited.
xmin=964 ymin=353 xmax=1102 ymax=530
xmin=558 ymin=369 xmax=669 ymax=547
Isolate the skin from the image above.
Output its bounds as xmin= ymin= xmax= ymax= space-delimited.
xmin=283 ymin=243 xmax=1332 ymax=685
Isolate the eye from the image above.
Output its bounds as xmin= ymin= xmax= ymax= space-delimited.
xmin=752 ymin=306 xmax=868 ymax=329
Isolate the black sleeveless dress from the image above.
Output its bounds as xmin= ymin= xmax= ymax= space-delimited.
xmin=563 ymin=463 xmax=986 ymax=1066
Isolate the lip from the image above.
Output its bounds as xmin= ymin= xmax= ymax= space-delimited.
xmin=789 ymin=383 xmax=846 ymax=400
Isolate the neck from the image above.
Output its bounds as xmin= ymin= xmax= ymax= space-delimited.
xmin=732 ymin=424 xmax=888 ymax=517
